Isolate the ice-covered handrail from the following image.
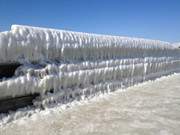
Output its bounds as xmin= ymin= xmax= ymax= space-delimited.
xmin=0 ymin=25 xmax=177 ymax=63
xmin=0 ymin=25 xmax=180 ymax=104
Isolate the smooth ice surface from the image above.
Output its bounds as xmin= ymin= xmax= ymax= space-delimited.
xmin=1 ymin=74 xmax=180 ymax=135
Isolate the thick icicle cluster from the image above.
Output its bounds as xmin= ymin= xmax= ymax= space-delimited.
xmin=0 ymin=25 xmax=178 ymax=63
xmin=0 ymin=25 xmax=180 ymax=105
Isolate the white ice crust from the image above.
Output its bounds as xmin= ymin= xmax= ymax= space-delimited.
xmin=0 ymin=25 xmax=180 ymax=104
xmin=0 ymin=25 xmax=177 ymax=63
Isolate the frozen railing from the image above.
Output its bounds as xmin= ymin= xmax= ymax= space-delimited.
xmin=0 ymin=25 xmax=179 ymax=63
xmin=0 ymin=25 xmax=180 ymax=108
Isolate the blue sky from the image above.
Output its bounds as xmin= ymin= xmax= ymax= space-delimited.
xmin=0 ymin=0 xmax=179 ymax=42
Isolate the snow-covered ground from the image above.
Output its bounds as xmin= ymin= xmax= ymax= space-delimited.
xmin=1 ymin=73 xmax=180 ymax=135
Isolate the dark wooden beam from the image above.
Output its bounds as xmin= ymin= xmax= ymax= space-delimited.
xmin=0 ymin=93 xmax=40 ymax=113
xmin=0 ymin=63 xmax=21 ymax=79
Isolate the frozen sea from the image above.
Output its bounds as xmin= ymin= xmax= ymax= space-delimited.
xmin=1 ymin=74 xmax=180 ymax=135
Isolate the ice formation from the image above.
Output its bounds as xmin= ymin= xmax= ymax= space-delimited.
xmin=173 ymin=42 xmax=180 ymax=48
xmin=0 ymin=25 xmax=179 ymax=63
xmin=0 ymin=25 xmax=180 ymax=106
